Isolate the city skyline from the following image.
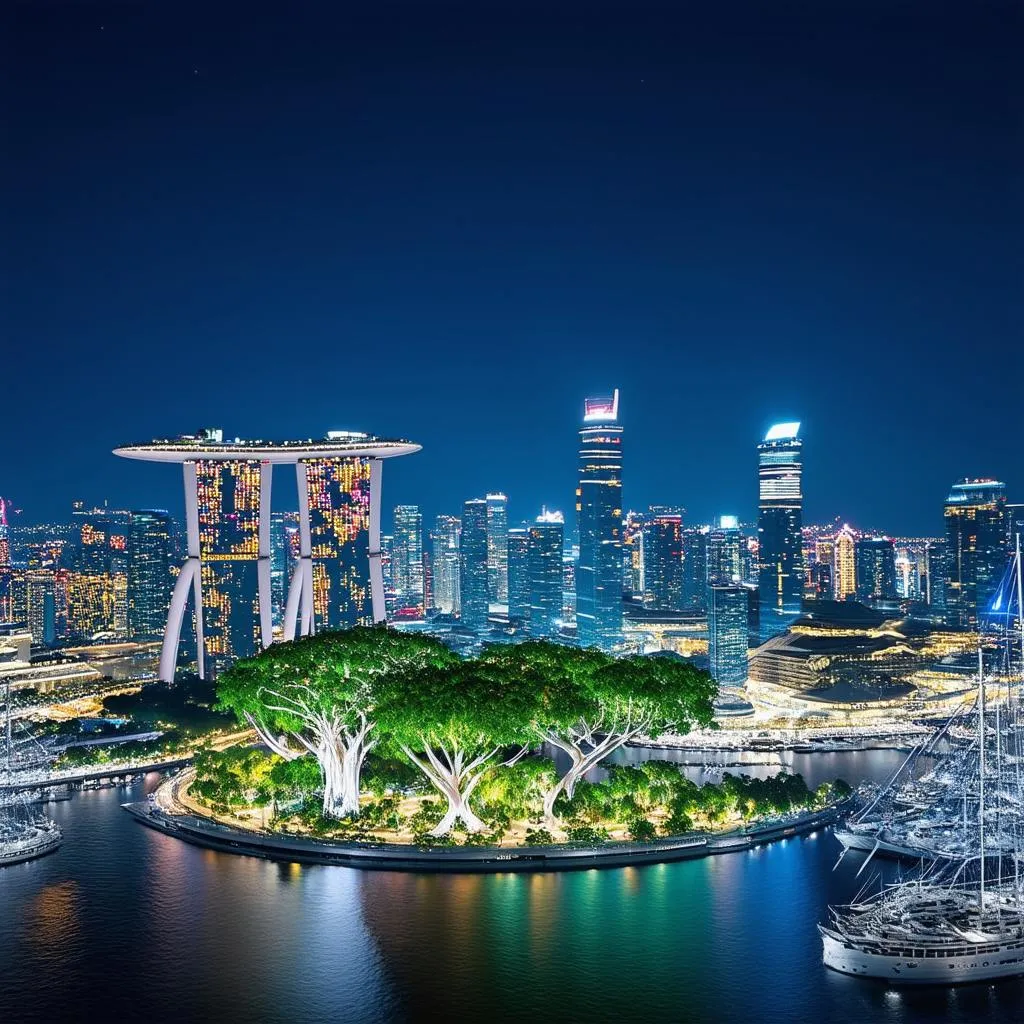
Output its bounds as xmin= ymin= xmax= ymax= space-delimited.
xmin=2 ymin=405 xmax=1015 ymax=544
xmin=6 ymin=5 xmax=1021 ymax=536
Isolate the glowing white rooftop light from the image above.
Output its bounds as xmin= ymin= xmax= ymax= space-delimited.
xmin=536 ymin=508 xmax=565 ymax=524
xmin=326 ymin=430 xmax=369 ymax=440
xmin=583 ymin=389 xmax=620 ymax=422
xmin=764 ymin=421 xmax=801 ymax=442
xmin=720 ymin=515 xmax=739 ymax=530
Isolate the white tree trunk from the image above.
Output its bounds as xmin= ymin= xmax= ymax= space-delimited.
xmin=432 ymin=788 xmax=487 ymax=836
xmin=320 ymin=739 xmax=347 ymax=818
xmin=400 ymin=742 xmax=495 ymax=836
xmin=541 ymin=725 xmax=648 ymax=827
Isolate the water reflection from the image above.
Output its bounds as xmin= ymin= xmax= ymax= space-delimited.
xmin=1 ymin=777 xmax=1022 ymax=1024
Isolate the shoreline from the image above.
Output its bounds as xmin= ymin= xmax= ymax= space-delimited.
xmin=122 ymin=793 xmax=853 ymax=873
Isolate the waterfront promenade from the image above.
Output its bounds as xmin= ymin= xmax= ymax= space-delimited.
xmin=124 ymin=770 xmax=851 ymax=873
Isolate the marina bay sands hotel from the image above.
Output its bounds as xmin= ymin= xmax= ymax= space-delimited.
xmin=114 ymin=429 xmax=419 ymax=681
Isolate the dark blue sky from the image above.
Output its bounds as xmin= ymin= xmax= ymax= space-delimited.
xmin=4 ymin=2 xmax=1022 ymax=535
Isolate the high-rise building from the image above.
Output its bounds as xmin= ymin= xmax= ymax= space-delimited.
xmin=392 ymin=505 xmax=424 ymax=617
xmin=576 ymin=390 xmax=623 ymax=651
xmin=708 ymin=582 xmax=749 ymax=686
xmin=431 ymin=515 xmax=461 ymax=615
xmin=26 ymin=569 xmax=56 ymax=647
xmin=486 ymin=493 xmax=509 ymax=606
xmin=622 ymin=511 xmax=646 ymax=598
xmin=944 ymin=479 xmax=1008 ymax=629
xmin=114 ymin=430 xmax=419 ymax=680
xmin=926 ymin=540 xmax=948 ymax=611
xmin=528 ymin=510 xmax=564 ymax=638
xmin=833 ymin=525 xmax=857 ymax=601
xmin=68 ymin=507 xmax=131 ymax=642
xmin=0 ymin=498 xmax=11 ymax=624
xmin=127 ymin=510 xmax=172 ymax=641
xmin=757 ymin=422 xmax=804 ymax=632
xmin=506 ymin=527 xmax=530 ymax=629
xmin=854 ymin=537 xmax=898 ymax=604
xmin=303 ymin=458 xmax=375 ymax=631
xmin=681 ymin=526 xmax=709 ymax=613
xmin=460 ymin=498 xmax=490 ymax=633
xmin=380 ymin=534 xmax=396 ymax=616
xmin=643 ymin=509 xmax=683 ymax=610
xmin=708 ymin=515 xmax=743 ymax=585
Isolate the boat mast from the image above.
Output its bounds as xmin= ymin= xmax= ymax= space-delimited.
xmin=978 ymin=643 xmax=986 ymax=911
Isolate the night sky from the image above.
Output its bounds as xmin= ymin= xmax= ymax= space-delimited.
xmin=4 ymin=2 xmax=1021 ymax=536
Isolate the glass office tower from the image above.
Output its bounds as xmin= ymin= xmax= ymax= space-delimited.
xmin=486 ymin=493 xmax=509 ymax=606
xmin=757 ymin=422 xmax=803 ymax=635
xmin=460 ymin=498 xmax=490 ymax=633
xmin=708 ymin=582 xmax=750 ymax=685
xmin=528 ymin=511 xmax=564 ymax=638
xmin=643 ymin=510 xmax=683 ymax=610
xmin=507 ymin=527 xmax=531 ymax=629
xmin=944 ymin=479 xmax=1008 ymax=629
xmin=127 ymin=510 xmax=172 ymax=640
xmin=854 ymin=536 xmax=898 ymax=604
xmin=576 ymin=391 xmax=623 ymax=651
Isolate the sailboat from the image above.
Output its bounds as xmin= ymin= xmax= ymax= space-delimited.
xmin=820 ymin=542 xmax=1024 ymax=985
xmin=0 ymin=677 xmax=62 ymax=867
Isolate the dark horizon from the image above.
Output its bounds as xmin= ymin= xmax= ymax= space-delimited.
xmin=5 ymin=2 xmax=1022 ymax=535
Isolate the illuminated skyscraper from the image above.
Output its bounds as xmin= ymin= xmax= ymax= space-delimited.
xmin=576 ymin=390 xmax=623 ymax=651
xmin=833 ymin=525 xmax=857 ymax=601
xmin=681 ymin=526 xmax=709 ymax=613
xmin=643 ymin=509 xmax=683 ymax=610
xmin=708 ymin=515 xmax=743 ymax=584
xmin=431 ymin=514 xmax=461 ymax=615
xmin=460 ymin=498 xmax=490 ymax=633
xmin=127 ymin=510 xmax=172 ymax=640
xmin=529 ymin=510 xmax=564 ymax=638
xmin=486 ymin=493 xmax=509 ymax=606
xmin=708 ymin=582 xmax=749 ymax=685
xmin=757 ymin=422 xmax=803 ymax=633
xmin=944 ymin=479 xmax=1008 ymax=629
xmin=69 ymin=507 xmax=130 ymax=641
xmin=26 ymin=570 xmax=56 ymax=647
xmin=301 ymin=458 xmax=375 ymax=631
xmin=622 ymin=511 xmax=646 ymax=598
xmin=115 ymin=430 xmax=419 ymax=680
xmin=926 ymin=540 xmax=948 ymax=611
xmin=854 ymin=536 xmax=898 ymax=604
xmin=392 ymin=505 xmax=424 ymax=617
xmin=507 ymin=527 xmax=530 ymax=628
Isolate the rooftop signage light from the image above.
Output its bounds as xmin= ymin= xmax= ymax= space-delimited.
xmin=764 ymin=421 xmax=801 ymax=442
xmin=583 ymin=389 xmax=620 ymax=423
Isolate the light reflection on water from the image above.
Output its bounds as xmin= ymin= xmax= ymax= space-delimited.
xmin=0 ymin=765 xmax=1022 ymax=1024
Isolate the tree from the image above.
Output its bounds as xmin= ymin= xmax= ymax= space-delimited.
xmin=216 ymin=627 xmax=457 ymax=818
xmin=375 ymin=660 xmax=541 ymax=835
xmin=480 ymin=644 xmax=717 ymax=825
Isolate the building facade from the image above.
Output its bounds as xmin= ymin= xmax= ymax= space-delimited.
xmin=431 ymin=514 xmax=461 ymax=615
xmin=127 ymin=510 xmax=172 ymax=641
xmin=708 ymin=582 xmax=750 ymax=686
xmin=854 ymin=536 xmax=898 ymax=605
xmin=392 ymin=504 xmax=424 ymax=618
xmin=486 ymin=493 xmax=509 ymax=607
xmin=528 ymin=510 xmax=564 ymax=638
xmin=576 ymin=391 xmax=623 ymax=651
xmin=944 ymin=479 xmax=1008 ymax=629
xmin=757 ymin=422 xmax=804 ymax=632
xmin=459 ymin=498 xmax=490 ymax=633
xmin=643 ymin=509 xmax=683 ymax=610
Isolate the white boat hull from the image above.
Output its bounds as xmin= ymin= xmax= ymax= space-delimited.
xmin=821 ymin=930 xmax=1024 ymax=984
